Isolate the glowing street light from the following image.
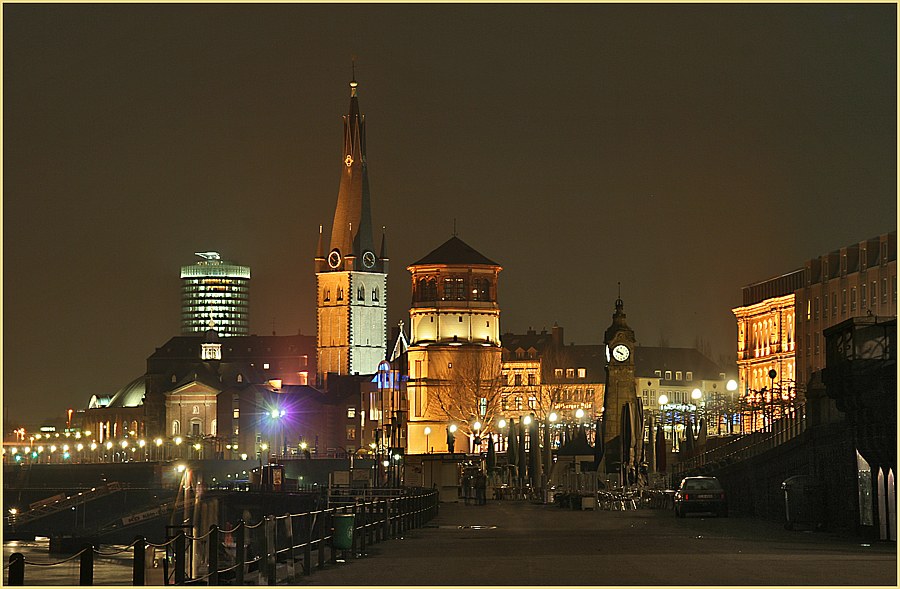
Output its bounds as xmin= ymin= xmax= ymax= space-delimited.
xmin=424 ymin=427 xmax=432 ymax=453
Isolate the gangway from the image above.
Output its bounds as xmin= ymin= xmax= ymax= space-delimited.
xmin=10 ymin=482 xmax=125 ymax=529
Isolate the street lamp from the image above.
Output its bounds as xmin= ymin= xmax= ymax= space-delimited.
xmin=447 ymin=424 xmax=458 ymax=453
xmin=658 ymin=394 xmax=675 ymax=453
xmin=472 ymin=421 xmax=482 ymax=453
xmin=497 ymin=419 xmax=507 ymax=452
xmin=691 ymin=388 xmax=703 ymax=437
xmin=424 ymin=427 xmax=432 ymax=453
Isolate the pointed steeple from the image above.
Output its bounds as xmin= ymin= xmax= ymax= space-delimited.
xmin=327 ymin=76 xmax=375 ymax=270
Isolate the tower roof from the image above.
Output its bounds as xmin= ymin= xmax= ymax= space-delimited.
xmin=409 ymin=236 xmax=500 ymax=267
xmin=327 ymin=77 xmax=375 ymax=265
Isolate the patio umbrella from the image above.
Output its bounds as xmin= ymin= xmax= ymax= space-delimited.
xmin=518 ymin=419 xmax=528 ymax=483
xmin=646 ymin=414 xmax=656 ymax=474
xmin=682 ymin=414 xmax=695 ymax=457
xmin=486 ymin=435 xmax=496 ymax=472
xmin=543 ymin=420 xmax=552 ymax=484
xmin=593 ymin=418 xmax=605 ymax=470
xmin=633 ymin=402 xmax=645 ymax=470
xmin=696 ymin=417 xmax=708 ymax=448
xmin=529 ymin=418 xmax=542 ymax=488
xmin=655 ymin=424 xmax=666 ymax=472
xmin=621 ymin=402 xmax=632 ymax=471
xmin=507 ymin=419 xmax=518 ymax=467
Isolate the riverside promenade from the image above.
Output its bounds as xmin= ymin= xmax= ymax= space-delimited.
xmin=303 ymin=499 xmax=896 ymax=586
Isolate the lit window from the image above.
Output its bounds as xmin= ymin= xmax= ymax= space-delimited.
xmin=872 ymin=281 xmax=878 ymax=306
xmin=372 ymin=288 xmax=379 ymax=302
xmin=850 ymin=287 xmax=857 ymax=312
xmin=346 ymin=426 xmax=356 ymax=440
xmin=358 ymin=286 xmax=365 ymax=301
xmin=686 ymin=372 xmax=693 ymax=381
xmin=554 ymin=368 xmax=563 ymax=378
xmin=654 ymin=370 xmax=662 ymax=377
xmin=665 ymin=371 xmax=672 ymax=380
xmin=675 ymin=371 xmax=682 ymax=381
xmin=263 ymin=363 xmax=270 ymax=370
xmin=337 ymin=288 xmax=343 ymax=301
xmin=528 ymin=374 xmax=536 ymax=386
xmin=566 ymin=368 xmax=575 ymax=378
xmin=577 ymin=368 xmax=586 ymax=378
xmin=324 ymin=289 xmax=330 ymax=302
xmin=514 ymin=374 xmax=522 ymax=386
xmin=347 ymin=407 xmax=356 ymax=419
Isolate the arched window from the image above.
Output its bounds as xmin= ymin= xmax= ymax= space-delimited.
xmin=337 ymin=287 xmax=344 ymax=301
xmin=372 ymin=287 xmax=379 ymax=302
xmin=236 ymin=374 xmax=243 ymax=383
xmin=211 ymin=419 xmax=217 ymax=436
xmin=358 ymin=285 xmax=365 ymax=301
xmin=172 ymin=420 xmax=181 ymax=436
xmin=324 ymin=288 xmax=331 ymax=302
xmin=419 ymin=277 xmax=437 ymax=301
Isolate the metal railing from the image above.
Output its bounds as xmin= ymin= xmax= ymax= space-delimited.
xmin=6 ymin=488 xmax=439 ymax=585
xmin=673 ymin=405 xmax=807 ymax=479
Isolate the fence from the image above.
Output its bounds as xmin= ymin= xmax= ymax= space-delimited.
xmin=6 ymin=488 xmax=438 ymax=586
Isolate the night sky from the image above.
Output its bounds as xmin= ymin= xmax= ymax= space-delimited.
xmin=4 ymin=4 xmax=896 ymax=425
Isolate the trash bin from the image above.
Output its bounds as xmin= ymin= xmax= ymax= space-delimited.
xmin=332 ymin=514 xmax=355 ymax=550
xmin=782 ymin=475 xmax=824 ymax=530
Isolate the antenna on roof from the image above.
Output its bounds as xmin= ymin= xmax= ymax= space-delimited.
xmin=452 ymin=218 xmax=458 ymax=237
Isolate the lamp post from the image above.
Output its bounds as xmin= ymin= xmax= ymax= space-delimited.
xmin=270 ymin=409 xmax=286 ymax=458
xmin=447 ymin=424 xmax=458 ymax=453
xmin=424 ymin=427 xmax=432 ymax=453
xmin=691 ymin=388 xmax=703 ymax=438
xmin=472 ymin=421 xmax=482 ymax=454
xmin=658 ymin=395 xmax=675 ymax=453
xmin=725 ymin=379 xmax=738 ymax=434
xmin=497 ymin=419 xmax=507 ymax=452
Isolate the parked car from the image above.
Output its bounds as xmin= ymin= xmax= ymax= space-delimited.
xmin=674 ymin=476 xmax=727 ymax=518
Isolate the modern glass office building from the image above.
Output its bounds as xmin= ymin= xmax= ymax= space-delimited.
xmin=180 ymin=252 xmax=250 ymax=336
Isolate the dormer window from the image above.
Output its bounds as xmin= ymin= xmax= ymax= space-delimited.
xmin=201 ymin=342 xmax=222 ymax=361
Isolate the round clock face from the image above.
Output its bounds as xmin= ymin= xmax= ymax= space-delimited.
xmin=327 ymin=249 xmax=342 ymax=269
xmin=362 ymin=251 xmax=376 ymax=269
xmin=612 ymin=344 xmax=630 ymax=362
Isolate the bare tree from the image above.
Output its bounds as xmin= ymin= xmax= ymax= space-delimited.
xmin=429 ymin=347 xmax=504 ymax=437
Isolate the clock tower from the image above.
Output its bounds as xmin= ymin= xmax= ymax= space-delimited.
xmin=602 ymin=296 xmax=638 ymax=473
xmin=315 ymin=77 xmax=388 ymax=381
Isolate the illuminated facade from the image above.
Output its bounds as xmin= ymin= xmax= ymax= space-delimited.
xmin=316 ymin=78 xmax=388 ymax=380
xmin=405 ymin=236 xmax=503 ymax=454
xmin=733 ymin=231 xmax=897 ymax=432
xmin=180 ymin=251 xmax=250 ymax=337
xmin=733 ymin=270 xmax=801 ymax=401
xmin=795 ymin=232 xmax=896 ymax=387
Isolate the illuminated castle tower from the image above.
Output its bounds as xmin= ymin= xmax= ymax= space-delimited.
xmin=405 ymin=236 xmax=503 ymax=453
xmin=180 ymin=251 xmax=250 ymax=337
xmin=315 ymin=77 xmax=388 ymax=380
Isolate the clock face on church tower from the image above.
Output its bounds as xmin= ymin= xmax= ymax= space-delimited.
xmin=362 ymin=251 xmax=376 ymax=269
xmin=328 ymin=249 xmax=342 ymax=269
xmin=612 ymin=344 xmax=630 ymax=362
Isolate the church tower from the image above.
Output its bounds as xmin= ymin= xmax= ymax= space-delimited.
xmin=602 ymin=295 xmax=638 ymax=473
xmin=316 ymin=77 xmax=388 ymax=381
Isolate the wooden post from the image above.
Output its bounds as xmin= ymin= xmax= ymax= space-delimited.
xmin=174 ymin=532 xmax=186 ymax=585
xmin=285 ymin=514 xmax=296 ymax=581
xmin=79 ymin=544 xmax=94 ymax=585
xmin=303 ymin=513 xmax=312 ymax=576
xmin=8 ymin=552 xmax=24 ymax=585
xmin=235 ymin=520 xmax=245 ymax=586
xmin=264 ymin=515 xmax=276 ymax=585
xmin=207 ymin=525 xmax=219 ymax=586
xmin=132 ymin=536 xmax=146 ymax=586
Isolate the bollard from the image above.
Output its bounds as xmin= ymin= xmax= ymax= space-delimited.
xmin=328 ymin=510 xmax=337 ymax=565
xmin=79 ymin=544 xmax=93 ymax=585
xmin=207 ymin=525 xmax=219 ymax=586
xmin=174 ymin=532 xmax=186 ymax=585
xmin=132 ymin=536 xmax=146 ymax=586
xmin=235 ymin=520 xmax=245 ymax=586
xmin=8 ymin=552 xmax=24 ymax=585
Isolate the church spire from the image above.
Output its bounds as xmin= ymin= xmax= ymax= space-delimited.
xmin=326 ymin=76 xmax=375 ymax=270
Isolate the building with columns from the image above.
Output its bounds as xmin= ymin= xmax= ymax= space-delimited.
xmin=315 ymin=77 xmax=388 ymax=382
xmin=733 ymin=231 xmax=896 ymax=432
xmin=404 ymin=236 xmax=503 ymax=454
